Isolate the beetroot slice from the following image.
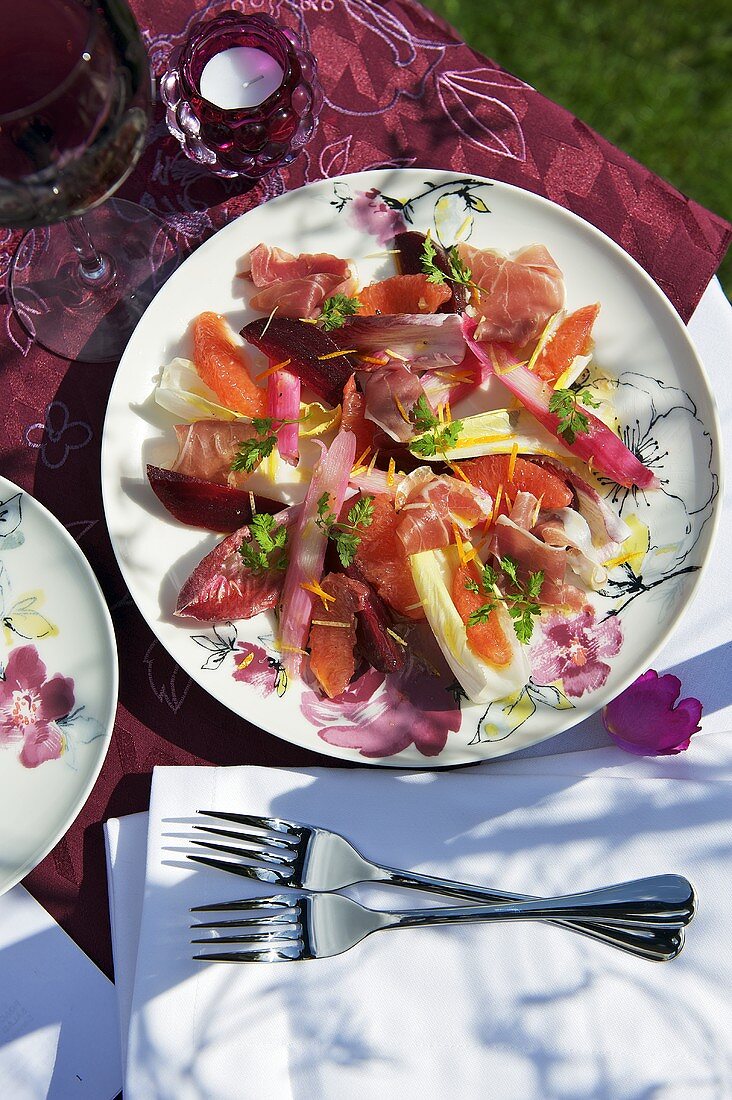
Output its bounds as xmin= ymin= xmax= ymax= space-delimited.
xmin=242 ymin=316 xmax=358 ymax=405
xmin=392 ymin=230 xmax=468 ymax=314
xmin=176 ymin=526 xmax=284 ymax=622
xmin=147 ymin=464 xmax=282 ymax=532
xmin=346 ymin=561 xmax=406 ymax=675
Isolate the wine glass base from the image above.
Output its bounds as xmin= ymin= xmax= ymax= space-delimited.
xmin=9 ymin=199 xmax=179 ymax=364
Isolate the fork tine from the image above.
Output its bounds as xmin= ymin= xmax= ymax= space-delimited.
xmin=190 ymin=895 xmax=293 ymax=913
xmin=191 ymin=928 xmax=301 ymax=944
xmin=191 ymin=914 xmax=298 ymax=929
xmin=197 ymin=811 xmax=303 ymax=837
xmin=193 ymin=948 xmax=300 ymax=963
xmin=186 ymin=854 xmax=292 ymax=883
xmin=192 ymin=825 xmax=299 ymax=852
xmin=189 ymin=838 xmax=297 ymax=867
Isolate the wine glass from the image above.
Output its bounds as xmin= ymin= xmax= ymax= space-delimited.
xmin=0 ymin=0 xmax=177 ymax=363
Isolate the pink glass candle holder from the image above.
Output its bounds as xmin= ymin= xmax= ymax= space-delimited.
xmin=161 ymin=12 xmax=322 ymax=179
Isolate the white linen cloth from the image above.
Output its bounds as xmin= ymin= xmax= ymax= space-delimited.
xmin=115 ymin=739 xmax=732 ymax=1100
xmin=0 ymin=884 xmax=122 ymax=1100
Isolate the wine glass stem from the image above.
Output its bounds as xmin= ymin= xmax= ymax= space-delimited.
xmin=65 ymin=215 xmax=115 ymax=286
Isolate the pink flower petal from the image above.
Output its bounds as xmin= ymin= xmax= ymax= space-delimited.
xmin=2 ymin=644 xmax=47 ymax=693
xmin=38 ymin=673 xmax=75 ymax=722
xmin=19 ymin=722 xmax=64 ymax=768
xmin=603 ymin=669 xmax=703 ymax=756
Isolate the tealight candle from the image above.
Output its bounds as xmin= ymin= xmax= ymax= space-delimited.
xmin=199 ymin=46 xmax=284 ymax=110
xmin=161 ymin=12 xmax=323 ymax=179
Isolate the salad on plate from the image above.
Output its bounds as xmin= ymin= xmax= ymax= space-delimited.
xmin=145 ymin=227 xmax=660 ymax=712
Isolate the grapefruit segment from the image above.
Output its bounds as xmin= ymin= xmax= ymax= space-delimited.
xmin=353 ymin=495 xmax=425 ymax=620
xmin=457 ymin=454 xmax=572 ymax=517
xmin=533 ymin=304 xmax=600 ymax=383
xmin=452 ymin=560 xmax=513 ymax=667
xmin=192 ymin=312 xmax=267 ymax=417
xmin=357 ymin=274 xmax=451 ymax=316
xmin=308 ymin=573 xmax=366 ymax=698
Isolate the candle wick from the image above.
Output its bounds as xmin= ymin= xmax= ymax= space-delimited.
xmin=240 ymin=74 xmax=265 ymax=90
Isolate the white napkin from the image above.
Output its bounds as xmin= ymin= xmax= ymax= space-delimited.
xmin=0 ymin=884 xmax=122 ymax=1100
xmin=118 ymin=741 xmax=732 ymax=1100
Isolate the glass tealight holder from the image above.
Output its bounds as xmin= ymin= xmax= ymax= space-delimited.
xmin=161 ymin=12 xmax=322 ymax=180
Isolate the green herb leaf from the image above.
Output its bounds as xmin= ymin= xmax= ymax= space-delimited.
xmin=315 ymin=493 xmax=375 ymax=567
xmin=239 ymin=513 xmax=288 ymax=574
xmin=464 ymin=578 xmax=480 ymax=594
xmin=464 ymin=558 xmax=544 ymax=645
xmin=410 ymin=394 xmax=439 ymax=434
xmin=467 ymin=602 xmax=498 ymax=627
xmin=319 ymin=293 xmax=360 ymax=331
xmin=231 ymin=432 xmax=277 ymax=473
xmin=420 ymin=232 xmax=447 ymax=286
xmin=548 ymin=388 xmax=597 ymax=445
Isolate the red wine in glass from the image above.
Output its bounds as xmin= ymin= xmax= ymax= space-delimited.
xmin=0 ymin=0 xmax=177 ymax=363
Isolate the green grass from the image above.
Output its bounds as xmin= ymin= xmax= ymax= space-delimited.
xmin=420 ymin=0 xmax=732 ymax=298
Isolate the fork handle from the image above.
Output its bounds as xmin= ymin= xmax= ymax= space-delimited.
xmin=377 ymin=866 xmax=693 ymax=948
xmin=386 ymin=874 xmax=696 ymax=931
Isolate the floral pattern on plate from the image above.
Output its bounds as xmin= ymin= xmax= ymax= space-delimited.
xmin=0 ymin=490 xmax=107 ymax=770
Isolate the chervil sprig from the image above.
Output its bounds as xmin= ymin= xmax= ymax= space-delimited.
xmin=239 ymin=513 xmax=288 ymax=574
xmin=315 ymin=493 xmax=375 ymax=567
xmin=231 ymin=415 xmax=303 ymax=473
xmin=548 ymin=387 xmax=601 ymax=445
xmin=420 ymin=231 xmax=481 ymax=296
xmin=465 ymin=556 xmax=544 ymax=644
xmin=319 ymin=293 xmax=361 ymax=331
xmin=409 ymin=395 xmax=463 ymax=456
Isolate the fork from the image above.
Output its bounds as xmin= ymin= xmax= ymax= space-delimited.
xmin=187 ymin=812 xmax=696 ymax=960
xmin=191 ymin=879 xmax=695 ymax=963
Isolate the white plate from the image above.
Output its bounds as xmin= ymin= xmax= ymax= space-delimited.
xmin=0 ymin=476 xmax=117 ymax=895
xmin=101 ymin=170 xmax=722 ymax=767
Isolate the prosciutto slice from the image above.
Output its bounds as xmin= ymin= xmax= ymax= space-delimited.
xmin=172 ymin=421 xmax=256 ymax=487
xmin=363 ymin=362 xmax=429 ymax=443
xmin=457 ymin=242 xmax=564 ymax=345
xmin=493 ymin=505 xmax=584 ymax=610
xmin=397 ymin=474 xmax=493 ymax=555
xmin=245 ymin=244 xmax=354 ymax=319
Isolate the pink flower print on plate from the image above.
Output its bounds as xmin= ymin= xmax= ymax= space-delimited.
xmin=530 ymin=606 xmax=623 ymax=699
xmin=301 ymin=655 xmax=461 ymax=759
xmin=0 ymin=644 xmax=75 ymax=767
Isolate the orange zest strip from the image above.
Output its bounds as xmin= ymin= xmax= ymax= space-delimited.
xmin=249 ymin=491 xmax=257 ymax=516
xmin=311 ymin=620 xmax=351 ymax=629
xmin=503 ymin=490 xmax=513 ymax=514
xmin=489 ymin=484 xmax=504 ymax=527
xmin=452 ymin=523 xmax=467 ymax=565
xmin=531 ymin=493 xmax=545 ymax=526
xmin=445 ymin=400 xmax=453 ymax=424
xmin=366 ymin=449 xmax=379 ymax=475
xmin=255 ymin=357 xmax=292 ymax=382
xmin=353 ymin=446 xmax=372 ymax=471
xmin=317 ymin=349 xmax=357 ymax=360
xmin=358 ymin=354 xmax=389 ymax=366
xmin=300 ymin=579 xmax=337 ymax=611
xmin=277 ymin=643 xmax=309 ymax=656
xmin=383 ymin=347 xmax=409 ymax=362
xmin=604 ymin=549 xmax=640 ymax=569
xmin=587 ymin=454 xmax=596 ymax=477
xmin=386 ymin=628 xmax=408 ymax=647
xmin=299 ymin=317 xmax=318 ymax=325
xmin=507 ymin=442 xmax=519 ymax=482
xmin=260 ymin=305 xmax=278 ymax=337
xmin=447 ymin=461 xmax=471 ymax=485
xmin=387 ymin=457 xmax=396 ymax=487
xmin=394 ymin=395 xmax=411 ymax=424
xmin=404 ymin=600 xmax=424 ymax=612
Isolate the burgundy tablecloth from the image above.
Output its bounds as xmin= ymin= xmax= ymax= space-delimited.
xmin=1 ymin=0 xmax=729 ymax=976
